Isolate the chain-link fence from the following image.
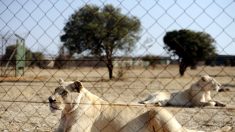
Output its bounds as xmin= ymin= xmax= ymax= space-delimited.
xmin=0 ymin=0 xmax=235 ymax=131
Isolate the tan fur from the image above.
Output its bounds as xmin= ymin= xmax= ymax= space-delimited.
xmin=48 ymin=79 xmax=231 ymax=132
xmin=139 ymin=75 xmax=226 ymax=107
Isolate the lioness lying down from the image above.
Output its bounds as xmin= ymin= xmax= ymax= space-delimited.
xmin=48 ymin=79 xmax=231 ymax=132
xmin=139 ymin=75 xmax=226 ymax=107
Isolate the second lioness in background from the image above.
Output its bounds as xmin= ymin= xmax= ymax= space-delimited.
xmin=139 ymin=75 xmax=226 ymax=107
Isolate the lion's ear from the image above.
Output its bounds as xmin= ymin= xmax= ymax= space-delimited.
xmin=73 ymin=81 xmax=83 ymax=92
xmin=58 ymin=78 xmax=64 ymax=85
xmin=201 ymin=75 xmax=210 ymax=82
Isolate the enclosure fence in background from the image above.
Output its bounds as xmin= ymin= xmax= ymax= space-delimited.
xmin=0 ymin=0 xmax=234 ymax=131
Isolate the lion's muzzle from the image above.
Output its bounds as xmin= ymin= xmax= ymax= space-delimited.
xmin=48 ymin=96 xmax=56 ymax=103
xmin=48 ymin=96 xmax=62 ymax=112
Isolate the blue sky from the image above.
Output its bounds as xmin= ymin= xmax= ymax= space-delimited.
xmin=0 ymin=0 xmax=235 ymax=57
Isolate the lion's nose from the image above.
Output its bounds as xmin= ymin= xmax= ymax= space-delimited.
xmin=48 ymin=96 xmax=56 ymax=103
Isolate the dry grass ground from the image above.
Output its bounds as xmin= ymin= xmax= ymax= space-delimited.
xmin=0 ymin=66 xmax=234 ymax=131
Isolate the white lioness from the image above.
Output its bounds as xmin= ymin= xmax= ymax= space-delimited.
xmin=48 ymin=79 xmax=231 ymax=132
xmin=139 ymin=75 xmax=226 ymax=107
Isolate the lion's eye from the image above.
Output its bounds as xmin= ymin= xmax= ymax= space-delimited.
xmin=54 ymin=86 xmax=64 ymax=93
xmin=60 ymin=90 xmax=68 ymax=96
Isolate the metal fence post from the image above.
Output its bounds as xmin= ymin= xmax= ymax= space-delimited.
xmin=15 ymin=39 xmax=25 ymax=77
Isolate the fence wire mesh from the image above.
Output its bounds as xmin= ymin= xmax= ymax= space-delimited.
xmin=0 ymin=0 xmax=235 ymax=131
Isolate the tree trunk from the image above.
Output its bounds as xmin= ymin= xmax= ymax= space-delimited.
xmin=107 ymin=62 xmax=113 ymax=79
xmin=108 ymin=65 xmax=113 ymax=79
xmin=179 ymin=61 xmax=188 ymax=76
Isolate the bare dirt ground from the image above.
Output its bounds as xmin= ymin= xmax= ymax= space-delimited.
xmin=0 ymin=66 xmax=234 ymax=131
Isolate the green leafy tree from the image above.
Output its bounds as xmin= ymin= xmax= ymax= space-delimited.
xmin=2 ymin=45 xmax=32 ymax=65
xmin=31 ymin=51 xmax=47 ymax=68
xmin=2 ymin=45 xmax=45 ymax=67
xmin=163 ymin=29 xmax=216 ymax=76
xmin=60 ymin=4 xmax=141 ymax=79
xmin=2 ymin=45 xmax=17 ymax=64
